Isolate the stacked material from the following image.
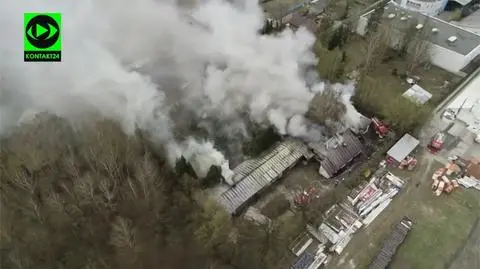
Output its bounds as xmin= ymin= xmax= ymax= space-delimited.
xmin=348 ymin=172 xmax=404 ymax=224
xmin=431 ymin=166 xmax=460 ymax=196
xmin=369 ymin=217 xmax=413 ymax=269
xmin=457 ymin=176 xmax=480 ymax=190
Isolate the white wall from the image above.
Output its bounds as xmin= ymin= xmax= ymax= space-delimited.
xmin=429 ymin=44 xmax=466 ymax=73
xmin=355 ymin=15 xmax=471 ymax=74
xmin=394 ymin=0 xmax=448 ymax=16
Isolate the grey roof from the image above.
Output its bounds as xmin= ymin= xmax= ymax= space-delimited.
xmin=387 ymin=133 xmax=419 ymax=162
xmin=218 ymin=139 xmax=311 ymax=214
xmin=380 ymin=2 xmax=480 ymax=55
xmin=320 ymin=130 xmax=364 ymax=177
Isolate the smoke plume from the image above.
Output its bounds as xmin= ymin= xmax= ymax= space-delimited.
xmin=0 ymin=0 xmax=355 ymax=173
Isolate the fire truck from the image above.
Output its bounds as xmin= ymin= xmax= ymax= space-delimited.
xmin=427 ymin=132 xmax=445 ymax=154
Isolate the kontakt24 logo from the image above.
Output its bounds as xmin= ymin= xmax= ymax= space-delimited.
xmin=24 ymin=13 xmax=61 ymax=62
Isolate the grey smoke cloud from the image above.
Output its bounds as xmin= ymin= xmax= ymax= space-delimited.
xmin=0 ymin=0 xmax=348 ymax=171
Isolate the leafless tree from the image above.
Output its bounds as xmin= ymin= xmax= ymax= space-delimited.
xmin=406 ymin=30 xmax=432 ymax=72
xmin=307 ymin=86 xmax=346 ymax=124
xmin=364 ymin=26 xmax=390 ymax=73
xmin=110 ymin=216 xmax=136 ymax=250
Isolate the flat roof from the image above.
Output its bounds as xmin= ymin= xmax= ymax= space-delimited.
xmin=402 ymin=84 xmax=432 ymax=104
xmin=387 ymin=133 xmax=419 ymax=162
xmin=374 ymin=2 xmax=480 ymax=55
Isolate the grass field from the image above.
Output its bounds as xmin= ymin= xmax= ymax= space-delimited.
xmin=326 ymin=154 xmax=480 ymax=269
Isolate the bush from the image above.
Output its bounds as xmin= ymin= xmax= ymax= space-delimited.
xmin=261 ymin=195 xmax=291 ymax=219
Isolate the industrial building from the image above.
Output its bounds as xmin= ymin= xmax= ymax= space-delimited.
xmin=392 ymin=0 xmax=476 ymax=16
xmin=356 ymin=1 xmax=480 ymax=73
xmin=392 ymin=0 xmax=449 ymax=16
xmin=217 ymin=139 xmax=313 ymax=215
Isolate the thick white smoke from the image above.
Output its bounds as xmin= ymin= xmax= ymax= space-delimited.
xmin=0 ymin=0 xmax=341 ymax=173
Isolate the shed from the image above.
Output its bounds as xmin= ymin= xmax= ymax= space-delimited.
xmin=402 ymin=84 xmax=432 ymax=105
xmin=318 ymin=129 xmax=364 ymax=179
xmin=387 ymin=134 xmax=419 ymax=163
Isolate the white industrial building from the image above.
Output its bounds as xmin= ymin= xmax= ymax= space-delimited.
xmin=356 ymin=1 xmax=480 ymax=74
xmin=392 ymin=0 xmax=449 ymax=16
xmin=391 ymin=0 xmax=476 ymax=16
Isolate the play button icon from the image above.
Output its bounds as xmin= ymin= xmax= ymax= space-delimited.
xmin=36 ymin=24 xmax=48 ymax=37
xmin=25 ymin=15 xmax=60 ymax=49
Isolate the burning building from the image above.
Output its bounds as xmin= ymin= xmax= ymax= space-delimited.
xmin=216 ymin=139 xmax=313 ymax=215
xmin=309 ymin=129 xmax=364 ymax=179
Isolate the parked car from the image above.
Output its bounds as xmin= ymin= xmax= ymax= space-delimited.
xmin=442 ymin=109 xmax=456 ymax=120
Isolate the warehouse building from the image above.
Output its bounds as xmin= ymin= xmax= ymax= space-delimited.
xmin=217 ymin=139 xmax=313 ymax=215
xmin=356 ymin=1 xmax=480 ymax=73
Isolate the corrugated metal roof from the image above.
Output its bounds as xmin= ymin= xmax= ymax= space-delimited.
xmin=320 ymin=130 xmax=363 ymax=177
xmin=387 ymin=134 xmax=419 ymax=162
xmin=218 ymin=139 xmax=310 ymax=214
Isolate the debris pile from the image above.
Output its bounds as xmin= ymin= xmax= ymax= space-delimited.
xmin=368 ymin=217 xmax=413 ymax=269
xmin=288 ymin=168 xmax=408 ymax=269
xmin=431 ymin=156 xmax=480 ymax=195
xmin=347 ymin=171 xmax=405 ymax=226
xmin=431 ymin=167 xmax=460 ymax=196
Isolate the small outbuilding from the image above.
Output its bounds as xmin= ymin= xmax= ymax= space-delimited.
xmin=386 ymin=134 xmax=420 ymax=164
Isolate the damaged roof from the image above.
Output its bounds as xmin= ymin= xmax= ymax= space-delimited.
xmin=217 ymin=139 xmax=311 ymax=215
xmin=320 ymin=129 xmax=364 ymax=177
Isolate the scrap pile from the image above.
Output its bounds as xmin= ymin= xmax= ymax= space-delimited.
xmin=294 ymin=186 xmax=319 ymax=207
xmin=431 ymin=167 xmax=460 ymax=196
xmin=432 ymin=156 xmax=480 ymax=195
xmin=347 ymin=171 xmax=405 ymax=226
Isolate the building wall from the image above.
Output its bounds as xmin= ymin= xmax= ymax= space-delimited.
xmin=393 ymin=0 xmax=448 ymax=16
xmin=429 ymin=44 xmax=467 ymax=73
xmin=355 ymin=14 xmax=473 ymax=74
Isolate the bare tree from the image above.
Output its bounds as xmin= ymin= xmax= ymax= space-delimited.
xmin=364 ymin=26 xmax=390 ymax=73
xmin=110 ymin=216 xmax=136 ymax=250
xmin=406 ymin=29 xmax=432 ymax=72
xmin=307 ymin=86 xmax=346 ymax=124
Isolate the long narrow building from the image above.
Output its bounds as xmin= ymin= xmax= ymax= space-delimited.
xmin=217 ymin=139 xmax=313 ymax=215
xmin=369 ymin=217 xmax=414 ymax=269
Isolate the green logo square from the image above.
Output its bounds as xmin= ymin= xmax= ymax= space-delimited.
xmin=24 ymin=13 xmax=62 ymax=62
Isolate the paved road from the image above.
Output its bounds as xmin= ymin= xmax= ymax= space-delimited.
xmin=419 ymin=69 xmax=480 ymax=159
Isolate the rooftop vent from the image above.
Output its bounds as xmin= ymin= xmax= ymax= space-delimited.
xmin=400 ymin=16 xmax=407 ymax=21
xmin=416 ymin=24 xmax=423 ymax=30
xmin=408 ymin=15 xmax=412 ymax=18
xmin=448 ymin=36 xmax=457 ymax=42
xmin=384 ymin=6 xmax=389 ymax=9
xmin=432 ymin=28 xmax=439 ymax=33
xmin=388 ymin=13 xmax=396 ymax=19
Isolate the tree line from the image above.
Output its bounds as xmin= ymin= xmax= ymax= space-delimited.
xmin=0 ymin=115 xmax=302 ymax=269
